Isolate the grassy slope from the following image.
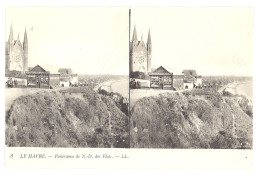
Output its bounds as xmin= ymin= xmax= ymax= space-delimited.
xmin=6 ymin=87 xmax=129 ymax=148
xmin=130 ymin=89 xmax=252 ymax=149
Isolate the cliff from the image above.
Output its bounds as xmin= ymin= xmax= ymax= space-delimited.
xmin=5 ymin=87 xmax=129 ymax=148
xmin=130 ymin=89 xmax=252 ymax=149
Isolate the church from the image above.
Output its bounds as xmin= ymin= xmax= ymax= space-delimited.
xmin=5 ymin=25 xmax=28 ymax=72
xmin=130 ymin=25 xmax=152 ymax=75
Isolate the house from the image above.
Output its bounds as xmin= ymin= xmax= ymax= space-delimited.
xmin=149 ymin=66 xmax=173 ymax=89
xmin=183 ymin=82 xmax=194 ymax=89
xmin=71 ymin=74 xmax=79 ymax=85
xmin=194 ymin=75 xmax=203 ymax=88
xmin=182 ymin=70 xmax=197 ymax=89
xmin=60 ymin=77 xmax=70 ymax=87
xmin=58 ymin=68 xmax=78 ymax=87
xmin=25 ymin=65 xmax=50 ymax=88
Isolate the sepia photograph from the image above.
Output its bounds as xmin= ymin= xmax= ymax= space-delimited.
xmin=2 ymin=2 xmax=258 ymax=171
xmin=5 ymin=7 xmax=129 ymax=148
xmin=129 ymin=7 xmax=253 ymax=149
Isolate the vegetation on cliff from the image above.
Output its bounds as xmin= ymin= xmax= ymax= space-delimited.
xmin=130 ymin=89 xmax=252 ymax=149
xmin=6 ymin=87 xmax=129 ymax=148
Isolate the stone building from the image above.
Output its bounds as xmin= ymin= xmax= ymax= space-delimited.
xmin=130 ymin=25 xmax=152 ymax=75
xmin=5 ymin=25 xmax=28 ymax=72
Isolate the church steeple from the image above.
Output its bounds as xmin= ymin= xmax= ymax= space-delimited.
xmin=23 ymin=28 xmax=28 ymax=71
xmin=147 ymin=28 xmax=152 ymax=73
xmin=8 ymin=25 xmax=14 ymax=44
xmin=147 ymin=28 xmax=151 ymax=44
xmin=23 ymin=28 xmax=28 ymax=50
xmin=132 ymin=25 xmax=138 ymax=42
xmin=6 ymin=25 xmax=14 ymax=71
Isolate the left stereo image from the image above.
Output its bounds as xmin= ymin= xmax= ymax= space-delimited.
xmin=5 ymin=7 xmax=130 ymax=148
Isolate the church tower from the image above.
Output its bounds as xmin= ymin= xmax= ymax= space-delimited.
xmin=130 ymin=25 xmax=138 ymax=73
xmin=147 ymin=29 xmax=152 ymax=73
xmin=5 ymin=25 xmax=28 ymax=72
xmin=23 ymin=28 xmax=28 ymax=71
xmin=130 ymin=25 xmax=151 ymax=75
xmin=6 ymin=25 xmax=14 ymax=71
xmin=132 ymin=25 xmax=138 ymax=44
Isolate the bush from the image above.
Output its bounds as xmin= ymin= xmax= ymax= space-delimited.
xmin=130 ymin=71 xmax=145 ymax=79
xmin=223 ymin=89 xmax=233 ymax=97
xmin=210 ymin=131 xmax=240 ymax=149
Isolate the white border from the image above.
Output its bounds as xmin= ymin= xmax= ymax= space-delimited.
xmin=1 ymin=0 xmax=260 ymax=175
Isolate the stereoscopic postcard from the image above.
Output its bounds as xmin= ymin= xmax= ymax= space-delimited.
xmin=3 ymin=5 xmax=254 ymax=169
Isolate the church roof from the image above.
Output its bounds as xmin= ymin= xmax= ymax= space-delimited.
xmin=130 ymin=40 xmax=147 ymax=52
xmin=138 ymin=40 xmax=147 ymax=48
xmin=13 ymin=39 xmax=23 ymax=48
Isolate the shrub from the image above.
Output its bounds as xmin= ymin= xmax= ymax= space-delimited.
xmin=130 ymin=71 xmax=145 ymax=79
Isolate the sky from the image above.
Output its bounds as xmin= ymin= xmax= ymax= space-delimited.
xmin=5 ymin=7 xmax=254 ymax=76
xmin=130 ymin=7 xmax=253 ymax=76
xmin=6 ymin=7 xmax=129 ymax=75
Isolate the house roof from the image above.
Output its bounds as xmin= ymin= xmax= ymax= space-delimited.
xmin=30 ymin=65 xmax=48 ymax=73
xmin=182 ymin=70 xmax=197 ymax=77
xmin=149 ymin=66 xmax=173 ymax=76
xmin=58 ymin=68 xmax=73 ymax=75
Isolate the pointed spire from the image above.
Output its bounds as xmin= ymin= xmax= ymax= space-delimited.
xmin=8 ymin=24 xmax=14 ymax=43
xmin=23 ymin=28 xmax=28 ymax=71
xmin=147 ymin=28 xmax=151 ymax=44
xmin=132 ymin=25 xmax=137 ymax=42
xmin=23 ymin=28 xmax=28 ymax=47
